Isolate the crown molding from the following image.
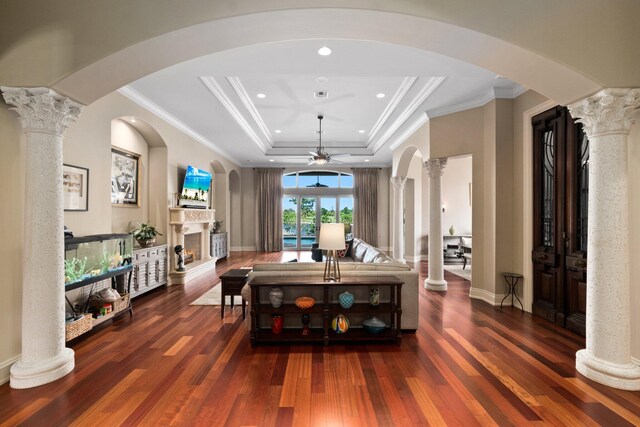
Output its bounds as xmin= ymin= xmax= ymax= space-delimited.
xmin=200 ymin=76 xmax=269 ymax=152
xmin=226 ymin=76 xmax=273 ymax=144
xmin=428 ymin=84 xmax=527 ymax=119
xmin=117 ymin=86 xmax=238 ymax=162
xmin=387 ymin=112 xmax=429 ymax=151
xmin=368 ymin=76 xmax=417 ymax=143
xmin=371 ymin=76 xmax=445 ymax=152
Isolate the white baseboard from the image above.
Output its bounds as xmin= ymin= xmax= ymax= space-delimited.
xmin=0 ymin=355 xmax=20 ymax=386
xmin=405 ymin=255 xmax=428 ymax=262
xmin=380 ymin=246 xmax=392 ymax=253
xmin=469 ymin=287 xmax=504 ymax=306
xmin=230 ymin=246 xmax=257 ymax=252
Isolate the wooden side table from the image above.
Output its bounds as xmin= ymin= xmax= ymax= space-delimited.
xmin=220 ymin=268 xmax=251 ymax=319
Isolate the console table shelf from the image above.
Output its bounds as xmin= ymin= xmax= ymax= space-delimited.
xmin=248 ymin=275 xmax=403 ymax=346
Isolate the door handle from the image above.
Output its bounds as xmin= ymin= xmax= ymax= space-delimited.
xmin=536 ymin=253 xmax=548 ymax=262
xmin=574 ymin=259 xmax=586 ymax=268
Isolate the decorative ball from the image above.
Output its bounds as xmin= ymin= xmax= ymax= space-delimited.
xmin=331 ymin=314 xmax=350 ymax=333
xmin=338 ymin=291 xmax=354 ymax=309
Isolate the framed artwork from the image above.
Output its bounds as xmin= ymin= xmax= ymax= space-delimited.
xmin=111 ymin=147 xmax=139 ymax=206
xmin=63 ymin=164 xmax=89 ymax=211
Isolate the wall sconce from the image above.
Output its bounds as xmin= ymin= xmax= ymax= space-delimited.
xmin=442 ymin=203 xmax=446 ymax=213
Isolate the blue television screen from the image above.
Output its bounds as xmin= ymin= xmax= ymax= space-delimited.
xmin=180 ymin=165 xmax=212 ymax=208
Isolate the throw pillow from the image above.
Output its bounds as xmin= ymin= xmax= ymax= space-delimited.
xmin=337 ymin=242 xmax=350 ymax=258
xmin=345 ymin=239 xmax=354 ymax=258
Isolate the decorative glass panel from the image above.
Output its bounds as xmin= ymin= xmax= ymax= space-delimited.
xmin=542 ymin=129 xmax=555 ymax=247
xmin=577 ymin=127 xmax=589 ymax=252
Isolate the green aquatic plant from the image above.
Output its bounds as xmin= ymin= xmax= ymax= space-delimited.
xmin=64 ymin=257 xmax=87 ymax=284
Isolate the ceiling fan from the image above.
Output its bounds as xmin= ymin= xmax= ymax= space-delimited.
xmin=308 ymin=115 xmax=332 ymax=165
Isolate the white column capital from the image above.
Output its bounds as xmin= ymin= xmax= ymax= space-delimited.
xmin=424 ymin=158 xmax=447 ymax=178
xmin=390 ymin=176 xmax=407 ymax=190
xmin=1 ymin=87 xmax=83 ymax=136
xmin=568 ymin=88 xmax=640 ymax=138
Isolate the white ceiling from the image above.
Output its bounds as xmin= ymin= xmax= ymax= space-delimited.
xmin=123 ymin=39 xmax=524 ymax=167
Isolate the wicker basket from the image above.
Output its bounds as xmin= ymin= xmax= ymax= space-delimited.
xmin=65 ymin=314 xmax=93 ymax=341
xmin=112 ymin=293 xmax=130 ymax=313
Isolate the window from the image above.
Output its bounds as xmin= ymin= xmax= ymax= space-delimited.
xmin=283 ymin=171 xmax=353 ymax=188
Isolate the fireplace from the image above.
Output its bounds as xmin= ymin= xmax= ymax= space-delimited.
xmin=168 ymin=208 xmax=216 ymax=285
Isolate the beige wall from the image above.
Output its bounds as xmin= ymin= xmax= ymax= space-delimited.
xmin=240 ymin=168 xmax=257 ymax=251
xmin=0 ymin=105 xmax=25 ymax=382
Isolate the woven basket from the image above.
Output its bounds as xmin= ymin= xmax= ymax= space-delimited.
xmin=113 ymin=293 xmax=130 ymax=313
xmin=65 ymin=314 xmax=92 ymax=341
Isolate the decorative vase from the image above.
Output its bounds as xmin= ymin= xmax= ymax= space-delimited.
xmin=269 ymin=287 xmax=284 ymax=308
xmin=369 ymin=288 xmax=380 ymax=307
xmin=338 ymin=291 xmax=354 ymax=309
xmin=331 ymin=314 xmax=350 ymax=334
xmin=271 ymin=314 xmax=283 ymax=334
xmin=449 ymin=225 xmax=456 ymax=236
xmin=301 ymin=313 xmax=310 ymax=336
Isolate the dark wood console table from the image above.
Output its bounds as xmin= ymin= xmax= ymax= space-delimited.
xmin=248 ymin=275 xmax=403 ymax=346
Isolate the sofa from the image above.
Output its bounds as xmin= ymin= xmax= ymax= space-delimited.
xmin=241 ymin=239 xmax=419 ymax=331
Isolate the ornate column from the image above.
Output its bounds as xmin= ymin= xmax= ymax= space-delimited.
xmin=568 ymin=88 xmax=640 ymax=390
xmin=1 ymin=87 xmax=83 ymax=389
xmin=424 ymin=158 xmax=447 ymax=291
xmin=390 ymin=176 xmax=407 ymax=263
xmin=202 ymin=222 xmax=212 ymax=261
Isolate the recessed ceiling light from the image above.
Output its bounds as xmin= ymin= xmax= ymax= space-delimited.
xmin=358 ymin=129 xmax=365 ymax=134
xmin=376 ymin=93 xmax=386 ymax=99
xmin=274 ymin=129 xmax=282 ymax=134
xmin=269 ymin=159 xmax=275 ymax=162
xmin=316 ymin=76 xmax=328 ymax=83
xmin=318 ymin=46 xmax=332 ymax=56
xmin=364 ymin=159 xmax=370 ymax=162
xmin=256 ymin=93 xmax=266 ymax=99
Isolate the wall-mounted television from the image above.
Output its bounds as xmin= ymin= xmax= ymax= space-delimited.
xmin=179 ymin=165 xmax=212 ymax=209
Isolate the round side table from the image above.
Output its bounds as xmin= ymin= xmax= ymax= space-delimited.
xmin=500 ymin=272 xmax=524 ymax=311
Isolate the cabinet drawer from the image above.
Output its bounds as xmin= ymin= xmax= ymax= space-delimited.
xmin=135 ymin=250 xmax=149 ymax=262
xmin=157 ymin=247 xmax=167 ymax=257
xmin=149 ymin=248 xmax=158 ymax=258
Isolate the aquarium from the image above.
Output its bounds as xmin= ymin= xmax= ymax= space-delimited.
xmin=64 ymin=233 xmax=133 ymax=289
xmin=179 ymin=165 xmax=212 ymax=209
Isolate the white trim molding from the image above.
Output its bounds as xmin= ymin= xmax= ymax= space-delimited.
xmin=0 ymin=355 xmax=20 ymax=386
xmin=368 ymin=77 xmax=417 ymax=143
xmin=469 ymin=287 xmax=502 ymax=306
xmin=226 ymin=76 xmax=273 ymax=143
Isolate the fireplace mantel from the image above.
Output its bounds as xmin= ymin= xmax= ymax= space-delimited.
xmin=168 ymin=208 xmax=216 ymax=285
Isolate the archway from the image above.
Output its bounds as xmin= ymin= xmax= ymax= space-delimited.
xmin=211 ymin=160 xmax=228 ymax=234
xmin=11 ymin=8 xmax=599 ymax=106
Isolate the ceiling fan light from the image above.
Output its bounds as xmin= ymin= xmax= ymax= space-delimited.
xmin=316 ymin=159 xmax=327 ymax=165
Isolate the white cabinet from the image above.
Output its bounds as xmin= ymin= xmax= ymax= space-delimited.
xmin=132 ymin=245 xmax=167 ymax=297
xmin=211 ymin=232 xmax=228 ymax=260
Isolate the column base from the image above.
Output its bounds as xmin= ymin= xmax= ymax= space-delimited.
xmin=10 ymin=347 xmax=74 ymax=389
xmin=425 ymin=278 xmax=447 ymax=291
xmin=576 ymin=349 xmax=640 ymax=391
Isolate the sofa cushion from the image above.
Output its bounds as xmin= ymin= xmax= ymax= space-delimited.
xmin=362 ymin=246 xmax=382 ymax=263
xmin=353 ymin=240 xmax=369 ymax=262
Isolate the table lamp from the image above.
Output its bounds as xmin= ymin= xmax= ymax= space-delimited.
xmin=318 ymin=223 xmax=345 ymax=281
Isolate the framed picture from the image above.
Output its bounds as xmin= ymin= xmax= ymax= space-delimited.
xmin=63 ymin=164 xmax=89 ymax=211
xmin=111 ymin=147 xmax=139 ymax=206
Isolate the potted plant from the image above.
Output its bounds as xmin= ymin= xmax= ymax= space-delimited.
xmin=211 ymin=220 xmax=223 ymax=233
xmin=131 ymin=222 xmax=162 ymax=248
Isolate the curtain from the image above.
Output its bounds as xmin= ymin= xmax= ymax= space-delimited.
xmin=352 ymin=168 xmax=378 ymax=246
xmin=255 ymin=168 xmax=284 ymax=252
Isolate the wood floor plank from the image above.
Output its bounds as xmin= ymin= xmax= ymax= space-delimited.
xmin=1 ymin=254 xmax=639 ymax=426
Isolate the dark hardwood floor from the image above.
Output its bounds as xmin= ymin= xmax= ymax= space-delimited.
xmin=1 ymin=251 xmax=639 ymax=426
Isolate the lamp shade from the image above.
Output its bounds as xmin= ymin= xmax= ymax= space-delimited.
xmin=318 ymin=223 xmax=345 ymax=250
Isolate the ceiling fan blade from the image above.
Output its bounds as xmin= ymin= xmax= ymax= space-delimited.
xmin=309 ymin=151 xmax=319 ymax=156
xmin=331 ymin=153 xmax=350 ymax=157
xmin=307 ymin=160 xmax=316 ymax=165
xmin=330 ymin=158 xmax=345 ymax=164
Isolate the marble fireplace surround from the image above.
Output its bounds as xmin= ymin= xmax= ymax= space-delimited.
xmin=168 ymin=208 xmax=215 ymax=285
